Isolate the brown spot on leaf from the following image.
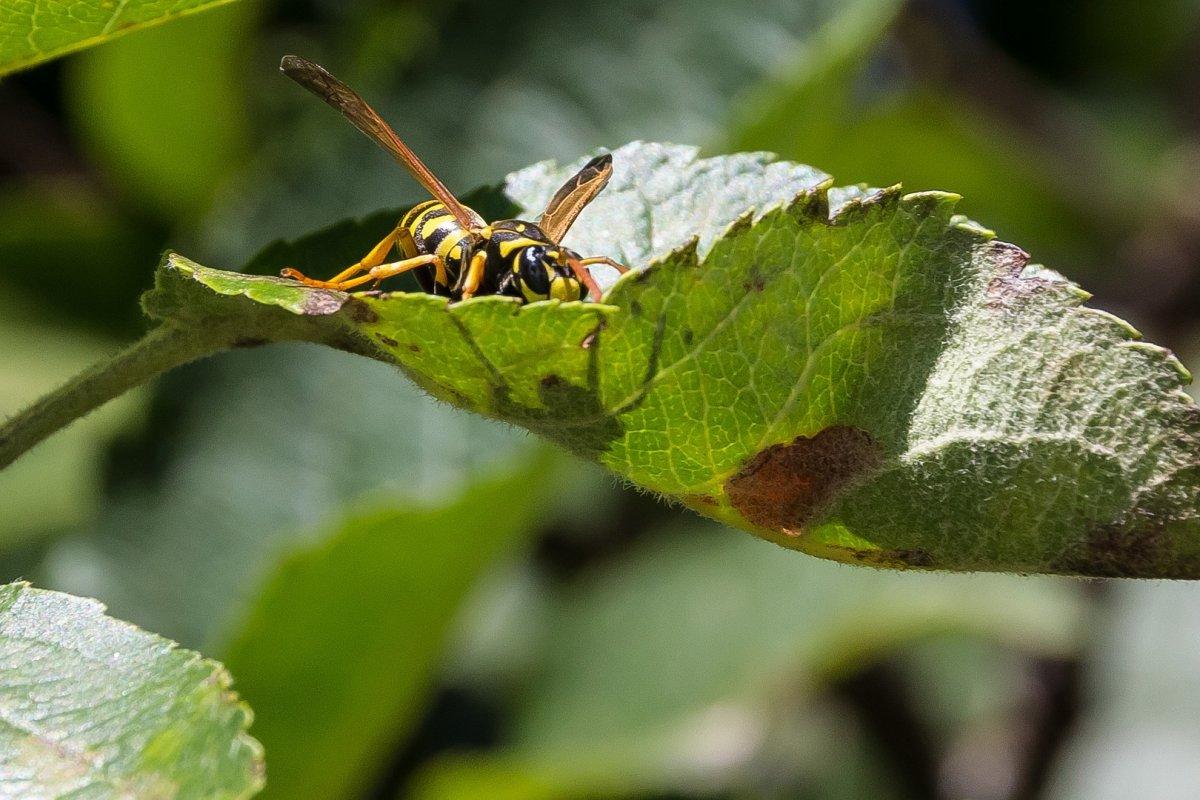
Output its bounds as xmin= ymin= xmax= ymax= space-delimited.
xmin=742 ymin=266 xmax=766 ymax=292
xmin=345 ymin=298 xmax=379 ymax=323
xmin=302 ymin=291 xmax=345 ymax=316
xmin=408 ymin=344 xmax=422 ymax=354
xmin=1054 ymin=519 xmax=1171 ymax=578
xmin=725 ymin=426 xmax=883 ymax=535
xmin=541 ymin=374 xmax=564 ymax=388
xmin=985 ymin=275 xmax=1057 ymax=309
xmin=375 ymin=333 xmax=399 ymax=347
xmin=981 ymin=243 xmax=1037 ymax=309
xmin=682 ymin=493 xmax=718 ymax=507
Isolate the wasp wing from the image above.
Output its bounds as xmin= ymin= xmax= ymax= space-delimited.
xmin=537 ymin=154 xmax=613 ymax=242
xmin=280 ymin=55 xmax=483 ymax=230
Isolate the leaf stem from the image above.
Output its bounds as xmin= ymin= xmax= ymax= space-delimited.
xmin=0 ymin=323 xmax=226 ymax=470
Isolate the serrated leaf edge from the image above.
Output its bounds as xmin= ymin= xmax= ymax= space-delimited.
xmin=0 ymin=581 xmax=265 ymax=797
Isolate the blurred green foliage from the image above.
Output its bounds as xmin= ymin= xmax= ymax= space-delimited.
xmin=4 ymin=0 xmax=1200 ymax=798
xmin=67 ymin=2 xmax=257 ymax=216
xmin=224 ymin=457 xmax=555 ymax=800
xmin=0 ymin=298 xmax=142 ymax=547
xmin=0 ymin=0 xmax=242 ymax=75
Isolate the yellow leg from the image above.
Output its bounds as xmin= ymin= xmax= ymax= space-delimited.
xmin=281 ymin=228 xmax=400 ymax=285
xmin=283 ymin=254 xmax=442 ymax=291
xmin=460 ymin=251 xmax=488 ymax=300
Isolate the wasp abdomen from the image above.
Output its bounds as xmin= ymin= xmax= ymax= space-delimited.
xmin=398 ymin=199 xmax=477 ymax=294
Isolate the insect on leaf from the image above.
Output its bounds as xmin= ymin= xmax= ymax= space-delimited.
xmin=142 ymin=142 xmax=1200 ymax=578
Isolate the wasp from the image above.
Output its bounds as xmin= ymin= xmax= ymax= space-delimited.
xmin=277 ymin=56 xmax=627 ymax=302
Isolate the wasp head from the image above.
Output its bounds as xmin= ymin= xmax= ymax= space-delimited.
xmin=515 ymin=245 xmax=587 ymax=302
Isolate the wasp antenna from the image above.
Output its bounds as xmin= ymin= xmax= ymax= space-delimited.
xmin=280 ymin=54 xmax=321 ymax=79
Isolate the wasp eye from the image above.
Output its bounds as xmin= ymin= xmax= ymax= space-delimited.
xmin=518 ymin=247 xmax=551 ymax=296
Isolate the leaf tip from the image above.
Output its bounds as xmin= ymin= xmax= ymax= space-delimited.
xmin=951 ymin=214 xmax=996 ymax=240
xmin=665 ymin=234 xmax=702 ymax=268
xmin=161 ymin=250 xmax=195 ymax=276
xmin=900 ymin=190 xmax=963 ymax=221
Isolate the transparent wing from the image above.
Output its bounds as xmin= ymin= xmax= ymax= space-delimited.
xmin=280 ymin=55 xmax=482 ymax=229
xmin=537 ymin=154 xmax=613 ymax=242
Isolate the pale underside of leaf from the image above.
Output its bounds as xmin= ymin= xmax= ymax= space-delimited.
xmin=146 ymin=142 xmax=1200 ymax=578
xmin=0 ymin=582 xmax=263 ymax=798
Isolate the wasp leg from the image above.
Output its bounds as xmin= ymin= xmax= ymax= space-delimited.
xmin=566 ymin=258 xmax=604 ymax=301
xmin=459 ymin=251 xmax=489 ymax=300
xmin=578 ymin=256 xmax=630 ymax=274
xmin=367 ymin=254 xmax=443 ymax=286
xmin=280 ymin=228 xmax=399 ymax=286
xmin=283 ymin=254 xmax=442 ymax=292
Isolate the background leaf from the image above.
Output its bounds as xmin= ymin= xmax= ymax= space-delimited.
xmin=0 ymin=0 xmax=242 ymax=76
xmin=65 ymin=1 xmax=256 ymax=216
xmin=222 ymin=455 xmax=556 ymax=800
xmin=0 ymin=582 xmax=262 ymax=798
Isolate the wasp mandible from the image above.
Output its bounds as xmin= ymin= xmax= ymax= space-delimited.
xmin=277 ymin=56 xmax=628 ymax=302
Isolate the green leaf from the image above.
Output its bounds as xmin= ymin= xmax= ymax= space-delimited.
xmin=0 ymin=0 xmax=242 ymax=76
xmin=222 ymin=455 xmax=554 ymax=800
xmin=0 ymin=582 xmax=263 ymax=798
xmin=136 ymin=142 xmax=1200 ymax=578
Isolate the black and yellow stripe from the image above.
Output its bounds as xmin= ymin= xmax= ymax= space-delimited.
xmin=278 ymin=57 xmax=619 ymax=302
xmin=398 ymin=200 xmax=475 ymax=292
xmin=392 ymin=204 xmax=579 ymax=300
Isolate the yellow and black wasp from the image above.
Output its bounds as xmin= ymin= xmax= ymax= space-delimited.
xmin=277 ymin=56 xmax=628 ymax=302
